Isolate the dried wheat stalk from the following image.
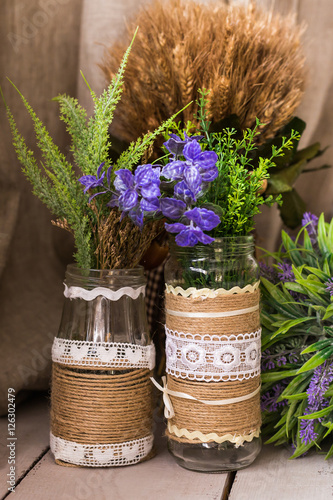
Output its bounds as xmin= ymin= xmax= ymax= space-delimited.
xmin=101 ymin=0 xmax=306 ymax=144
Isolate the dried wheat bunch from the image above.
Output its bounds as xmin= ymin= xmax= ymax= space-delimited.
xmin=101 ymin=0 xmax=306 ymax=144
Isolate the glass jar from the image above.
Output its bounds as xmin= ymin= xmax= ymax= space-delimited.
xmin=50 ymin=265 xmax=154 ymax=467
xmin=58 ymin=265 xmax=150 ymax=345
xmin=164 ymin=236 xmax=262 ymax=472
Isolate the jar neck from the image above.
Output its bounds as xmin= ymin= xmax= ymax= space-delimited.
xmin=168 ymin=236 xmax=255 ymax=258
xmin=65 ymin=264 xmax=146 ymax=289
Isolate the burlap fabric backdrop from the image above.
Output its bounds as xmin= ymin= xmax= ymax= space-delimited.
xmin=1 ymin=0 xmax=333 ymax=414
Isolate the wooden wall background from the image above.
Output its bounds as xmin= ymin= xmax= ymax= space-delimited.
xmin=0 ymin=0 xmax=332 ymax=413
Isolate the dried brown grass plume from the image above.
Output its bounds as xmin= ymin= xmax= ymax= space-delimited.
xmin=101 ymin=0 xmax=306 ymax=144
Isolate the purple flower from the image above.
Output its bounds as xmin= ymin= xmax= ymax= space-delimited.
xmin=299 ymin=361 xmax=333 ymax=445
xmin=110 ymin=164 xmax=161 ymax=229
xmin=163 ymin=132 xmax=204 ymax=158
xmin=299 ymin=414 xmax=318 ymax=445
xmin=261 ymin=383 xmax=288 ymax=412
xmin=325 ymin=278 xmax=333 ymax=297
xmin=164 ymin=207 xmax=220 ymax=247
xmin=160 ymin=198 xmax=186 ymax=219
xmin=261 ymin=349 xmax=276 ymax=371
xmin=302 ymin=212 xmax=318 ymax=244
xmin=259 ymin=262 xmax=278 ymax=284
xmin=79 ymin=162 xmax=109 ymax=200
xmin=277 ymin=262 xmax=295 ymax=283
xmin=185 ymin=207 xmax=220 ymax=231
xmin=165 ymin=221 xmax=215 ymax=247
xmin=276 ymin=356 xmax=287 ymax=367
xmin=162 ymin=141 xmax=218 ymax=202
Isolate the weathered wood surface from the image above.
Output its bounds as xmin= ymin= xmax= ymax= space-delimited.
xmin=229 ymin=443 xmax=333 ymax=500
xmin=3 ymin=396 xmax=229 ymax=500
xmin=0 ymin=393 xmax=49 ymax=498
xmin=2 ymin=393 xmax=333 ymax=500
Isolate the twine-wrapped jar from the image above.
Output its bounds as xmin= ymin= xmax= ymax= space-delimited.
xmin=164 ymin=236 xmax=262 ymax=472
xmin=50 ymin=265 xmax=155 ymax=467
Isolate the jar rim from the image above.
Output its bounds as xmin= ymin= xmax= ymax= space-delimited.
xmin=66 ymin=264 xmax=145 ymax=279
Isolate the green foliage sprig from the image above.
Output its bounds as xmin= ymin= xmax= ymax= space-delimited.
xmin=2 ymin=31 xmax=185 ymax=269
xmin=260 ymin=214 xmax=333 ymax=459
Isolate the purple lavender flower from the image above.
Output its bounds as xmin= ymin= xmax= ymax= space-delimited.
xmin=325 ymin=278 xmax=333 ymax=297
xmin=261 ymin=383 xmax=288 ymax=412
xmin=299 ymin=361 xmax=333 ymax=445
xmin=79 ymin=162 xmax=110 ymax=200
xmin=302 ymin=212 xmax=318 ymax=245
xmin=276 ymin=356 xmax=287 ymax=367
xmin=259 ymin=262 xmax=278 ymax=284
xmin=162 ymin=141 xmax=218 ymax=202
xmin=277 ymin=261 xmax=295 ymax=282
xmin=261 ymin=349 xmax=275 ymax=371
xmin=299 ymin=413 xmax=318 ymax=445
xmin=164 ymin=132 xmax=204 ymax=158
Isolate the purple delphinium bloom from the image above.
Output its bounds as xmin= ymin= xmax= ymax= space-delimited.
xmin=302 ymin=212 xmax=318 ymax=245
xmin=162 ymin=141 xmax=218 ymax=202
xmin=276 ymin=355 xmax=287 ymax=367
xmin=299 ymin=361 xmax=333 ymax=445
xmin=277 ymin=261 xmax=295 ymax=282
xmin=109 ymin=164 xmax=161 ymax=229
xmin=261 ymin=382 xmax=288 ymax=412
xmin=163 ymin=132 xmax=204 ymax=158
xmin=325 ymin=277 xmax=333 ymax=297
xmin=79 ymin=162 xmax=109 ymax=200
xmin=165 ymin=207 xmax=220 ymax=247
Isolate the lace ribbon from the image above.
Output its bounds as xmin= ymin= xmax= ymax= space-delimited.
xmin=165 ymin=327 xmax=261 ymax=382
xmin=166 ymin=281 xmax=260 ymax=298
xmin=167 ymin=424 xmax=260 ymax=447
xmin=50 ymin=433 xmax=153 ymax=467
xmin=52 ymin=338 xmax=156 ymax=370
xmin=151 ymin=376 xmax=261 ymax=419
xmin=64 ymin=284 xmax=146 ymax=301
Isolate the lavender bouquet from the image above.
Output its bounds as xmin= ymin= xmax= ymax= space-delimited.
xmin=260 ymin=213 xmax=333 ymax=459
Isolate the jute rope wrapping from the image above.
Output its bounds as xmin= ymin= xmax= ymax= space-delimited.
xmin=51 ymin=362 xmax=154 ymax=467
xmin=165 ymin=287 xmax=261 ymax=445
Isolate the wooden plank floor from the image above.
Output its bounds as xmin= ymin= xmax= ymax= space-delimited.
xmin=1 ymin=394 xmax=332 ymax=500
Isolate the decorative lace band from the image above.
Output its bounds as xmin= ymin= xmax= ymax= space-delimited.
xmin=64 ymin=284 xmax=146 ymax=301
xmin=166 ymin=281 xmax=260 ymax=298
xmin=52 ymin=338 xmax=156 ymax=370
xmin=151 ymin=376 xmax=261 ymax=419
xmin=50 ymin=433 xmax=153 ymax=467
xmin=167 ymin=424 xmax=260 ymax=447
xmin=165 ymin=327 xmax=261 ymax=382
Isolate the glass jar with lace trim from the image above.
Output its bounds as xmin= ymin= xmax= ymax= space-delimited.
xmin=50 ymin=265 xmax=155 ymax=468
xmin=164 ymin=236 xmax=261 ymax=472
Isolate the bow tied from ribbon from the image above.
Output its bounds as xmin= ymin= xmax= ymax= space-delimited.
xmin=150 ymin=376 xmax=261 ymax=420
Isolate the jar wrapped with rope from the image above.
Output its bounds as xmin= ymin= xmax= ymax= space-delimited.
xmin=50 ymin=265 xmax=155 ymax=467
xmin=163 ymin=236 xmax=261 ymax=472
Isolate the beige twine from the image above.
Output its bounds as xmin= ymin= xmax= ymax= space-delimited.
xmin=165 ymin=289 xmax=261 ymax=444
xmin=51 ymin=363 xmax=154 ymax=466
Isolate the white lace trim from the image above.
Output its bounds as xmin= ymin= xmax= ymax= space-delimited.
xmin=64 ymin=284 xmax=146 ymax=301
xmin=50 ymin=433 xmax=153 ymax=467
xmin=167 ymin=424 xmax=260 ymax=447
xmin=166 ymin=281 xmax=260 ymax=298
xmin=165 ymin=327 xmax=261 ymax=382
xmin=52 ymin=338 xmax=156 ymax=370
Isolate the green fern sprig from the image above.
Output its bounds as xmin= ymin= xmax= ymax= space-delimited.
xmin=3 ymin=29 xmax=189 ymax=269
